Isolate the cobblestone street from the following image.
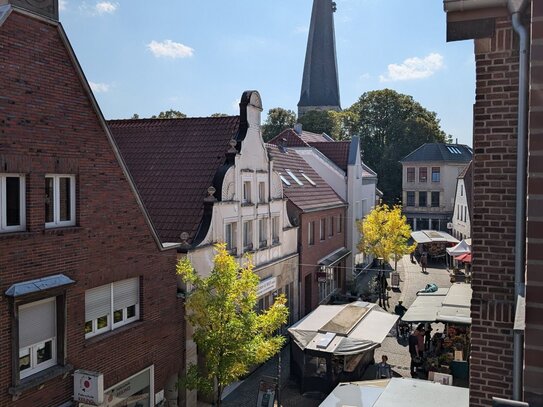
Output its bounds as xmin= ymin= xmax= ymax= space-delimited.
xmin=220 ymin=255 xmax=453 ymax=406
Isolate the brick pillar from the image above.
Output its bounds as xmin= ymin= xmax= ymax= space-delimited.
xmin=470 ymin=16 xmax=519 ymax=406
xmin=524 ymin=0 xmax=543 ymax=404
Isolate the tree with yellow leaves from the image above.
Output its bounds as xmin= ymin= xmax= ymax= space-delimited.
xmin=357 ymin=204 xmax=416 ymax=271
xmin=177 ymin=244 xmax=288 ymax=407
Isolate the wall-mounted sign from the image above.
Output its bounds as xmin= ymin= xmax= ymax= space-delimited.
xmin=257 ymin=276 xmax=277 ymax=297
xmin=74 ymin=370 xmax=104 ymax=405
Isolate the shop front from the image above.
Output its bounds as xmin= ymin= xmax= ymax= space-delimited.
xmin=78 ymin=366 xmax=154 ymax=407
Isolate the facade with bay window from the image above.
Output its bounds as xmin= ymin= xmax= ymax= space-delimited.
xmin=0 ymin=3 xmax=184 ymax=406
xmin=400 ymin=143 xmax=472 ymax=232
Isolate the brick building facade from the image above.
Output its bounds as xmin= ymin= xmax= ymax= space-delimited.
xmin=445 ymin=0 xmax=543 ymax=405
xmin=0 ymin=2 xmax=184 ymax=406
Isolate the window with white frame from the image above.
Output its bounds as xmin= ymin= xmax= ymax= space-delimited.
xmin=18 ymin=297 xmax=57 ymax=379
xmin=258 ymin=218 xmax=268 ymax=248
xmin=308 ymin=221 xmax=315 ymax=245
xmin=0 ymin=174 xmax=25 ymax=232
xmin=258 ymin=182 xmax=266 ymax=203
xmin=85 ymin=278 xmax=140 ymax=339
xmin=242 ymin=181 xmax=251 ymax=204
xmin=243 ymin=220 xmax=253 ymax=252
xmin=225 ymin=222 xmax=237 ymax=254
xmin=272 ymin=216 xmax=280 ymax=244
xmin=45 ymin=175 xmax=75 ymax=228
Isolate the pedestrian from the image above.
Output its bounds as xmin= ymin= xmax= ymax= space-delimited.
xmin=416 ymin=324 xmax=425 ymax=355
xmin=424 ymin=323 xmax=433 ymax=350
xmin=394 ymin=301 xmax=408 ymax=337
xmin=375 ymin=355 xmax=393 ymax=379
xmin=408 ymin=329 xmax=422 ymax=377
xmin=410 ymin=250 xmax=415 ymax=263
xmin=420 ymin=252 xmax=428 ymax=273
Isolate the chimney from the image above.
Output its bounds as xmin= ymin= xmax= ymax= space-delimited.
xmin=294 ymin=123 xmax=303 ymax=135
xmin=2 ymin=0 xmax=58 ymax=20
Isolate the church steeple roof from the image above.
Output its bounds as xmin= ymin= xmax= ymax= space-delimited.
xmin=297 ymin=0 xmax=341 ymax=117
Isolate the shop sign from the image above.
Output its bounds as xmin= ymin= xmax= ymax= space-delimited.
xmin=316 ymin=272 xmax=327 ymax=283
xmin=257 ymin=276 xmax=276 ymax=297
xmin=73 ymin=370 xmax=104 ymax=405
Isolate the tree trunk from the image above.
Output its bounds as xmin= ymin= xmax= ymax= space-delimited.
xmin=216 ymin=384 xmax=222 ymax=407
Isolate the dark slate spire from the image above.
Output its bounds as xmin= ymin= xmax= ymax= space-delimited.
xmin=4 ymin=0 xmax=58 ymax=20
xmin=298 ymin=0 xmax=341 ymax=117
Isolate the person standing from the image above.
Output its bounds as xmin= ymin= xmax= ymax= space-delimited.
xmin=409 ymin=328 xmax=423 ymax=377
xmin=394 ymin=301 xmax=408 ymax=337
xmin=375 ymin=355 xmax=393 ymax=379
xmin=420 ymin=252 xmax=428 ymax=273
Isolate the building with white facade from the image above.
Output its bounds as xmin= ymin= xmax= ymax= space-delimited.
xmin=452 ymin=161 xmax=472 ymax=241
xmin=400 ymin=143 xmax=472 ymax=232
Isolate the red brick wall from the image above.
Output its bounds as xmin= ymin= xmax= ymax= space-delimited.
xmin=470 ymin=16 xmax=519 ymax=406
xmin=298 ymin=207 xmax=347 ymax=316
xmin=524 ymin=0 xmax=543 ymax=404
xmin=0 ymin=11 xmax=184 ymax=406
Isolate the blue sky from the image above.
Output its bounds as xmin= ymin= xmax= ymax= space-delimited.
xmin=60 ymin=0 xmax=475 ymax=146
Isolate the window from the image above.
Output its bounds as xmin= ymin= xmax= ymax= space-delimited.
xmin=431 ymin=167 xmax=440 ymax=182
xmin=242 ymin=181 xmax=251 ymax=204
xmin=300 ymin=172 xmax=316 ymax=186
xmin=419 ymin=167 xmax=427 ymax=183
xmin=355 ymin=201 xmax=361 ymax=221
xmin=258 ymin=182 xmax=266 ymax=203
xmin=308 ymin=221 xmax=315 ymax=245
xmin=460 ymin=184 xmax=464 ymax=196
xmin=419 ymin=191 xmax=427 ymax=207
xmin=431 ymin=192 xmax=440 ymax=207
xmin=243 ymin=220 xmax=253 ymax=251
xmin=457 ymin=205 xmax=460 ymax=220
xmin=272 ymin=216 xmax=280 ymax=244
xmin=406 ymin=191 xmax=415 ymax=207
xmin=328 ymin=217 xmax=334 ymax=237
xmin=320 ymin=218 xmax=326 ymax=241
xmin=45 ymin=175 xmax=75 ymax=228
xmin=85 ymin=278 xmax=140 ymax=339
xmin=337 ymin=214 xmax=342 ymax=233
xmin=286 ymin=169 xmax=303 ymax=186
xmin=225 ymin=223 xmax=237 ymax=254
xmin=407 ymin=167 xmax=415 ymax=182
xmin=0 ymin=174 xmax=25 ymax=232
xmin=18 ymin=298 xmax=57 ymax=379
xmin=258 ymin=218 xmax=267 ymax=248
xmin=464 ymin=206 xmax=468 ymax=222
xmin=279 ymin=174 xmax=291 ymax=186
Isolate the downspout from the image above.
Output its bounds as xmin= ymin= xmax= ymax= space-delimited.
xmin=510 ymin=0 xmax=529 ymax=401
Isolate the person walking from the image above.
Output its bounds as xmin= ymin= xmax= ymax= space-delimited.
xmin=375 ymin=355 xmax=393 ymax=379
xmin=394 ymin=301 xmax=408 ymax=338
xmin=420 ymin=252 xmax=428 ymax=273
xmin=409 ymin=328 xmax=423 ymax=378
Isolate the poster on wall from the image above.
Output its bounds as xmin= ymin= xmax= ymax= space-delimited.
xmin=256 ymin=378 xmax=276 ymax=407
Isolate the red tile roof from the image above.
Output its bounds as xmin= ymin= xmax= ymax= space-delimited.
xmin=267 ymin=144 xmax=346 ymax=212
xmin=299 ymin=130 xmax=332 ymax=143
xmin=308 ymin=141 xmax=350 ymax=172
xmin=108 ymin=116 xmax=240 ymax=244
xmin=268 ymin=128 xmax=310 ymax=147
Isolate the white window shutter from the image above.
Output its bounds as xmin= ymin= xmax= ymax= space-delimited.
xmin=85 ymin=284 xmax=112 ymax=321
xmin=113 ymin=278 xmax=139 ymax=311
xmin=19 ymin=298 xmax=56 ymax=348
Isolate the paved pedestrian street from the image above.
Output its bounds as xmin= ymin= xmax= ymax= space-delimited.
xmin=220 ymin=255 xmax=453 ymax=406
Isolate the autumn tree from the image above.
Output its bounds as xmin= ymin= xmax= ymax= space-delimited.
xmin=357 ymin=204 xmax=416 ymax=271
xmin=262 ymin=107 xmax=296 ymax=141
xmin=177 ymin=244 xmax=288 ymax=406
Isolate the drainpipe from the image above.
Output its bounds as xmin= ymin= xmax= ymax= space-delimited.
xmin=510 ymin=0 xmax=529 ymax=401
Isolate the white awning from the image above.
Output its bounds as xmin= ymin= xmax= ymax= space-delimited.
xmin=319 ymin=380 xmax=388 ymax=407
xmin=446 ymin=239 xmax=471 ymax=255
xmin=411 ymin=230 xmax=459 ymax=245
xmin=401 ymin=293 xmax=446 ymax=323
xmin=289 ymin=302 xmax=398 ymax=355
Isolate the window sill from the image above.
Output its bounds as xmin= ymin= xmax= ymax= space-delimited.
xmin=84 ymin=320 xmax=144 ymax=347
xmin=0 ymin=230 xmax=33 ymax=239
xmin=43 ymin=226 xmax=82 ymax=235
xmin=9 ymin=364 xmax=73 ymax=398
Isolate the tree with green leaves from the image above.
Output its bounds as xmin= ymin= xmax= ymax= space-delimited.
xmin=298 ymin=109 xmax=336 ymax=137
xmin=261 ymin=107 xmax=296 ymax=141
xmin=177 ymin=244 xmax=288 ymax=406
xmin=151 ymin=109 xmax=187 ymax=119
xmin=357 ymin=204 xmax=416 ymax=271
xmin=345 ymin=89 xmax=447 ymax=203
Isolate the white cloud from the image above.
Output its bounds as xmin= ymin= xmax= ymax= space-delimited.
xmin=379 ymin=53 xmax=444 ymax=82
xmin=89 ymin=81 xmax=110 ymax=93
xmin=147 ymin=40 xmax=194 ymax=59
xmin=59 ymin=0 xmax=67 ymax=11
xmin=95 ymin=1 xmax=118 ymax=14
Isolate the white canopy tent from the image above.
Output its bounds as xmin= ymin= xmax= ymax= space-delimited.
xmin=411 ymin=230 xmax=459 ymax=245
xmin=446 ymin=239 xmax=471 ymax=256
xmin=320 ymin=378 xmax=469 ymax=407
xmin=289 ymin=302 xmax=398 ymax=355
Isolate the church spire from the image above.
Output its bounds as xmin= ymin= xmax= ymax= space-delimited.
xmin=297 ymin=0 xmax=341 ymax=118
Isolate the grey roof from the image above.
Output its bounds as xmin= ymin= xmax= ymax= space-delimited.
xmin=400 ymin=143 xmax=473 ymax=163
xmin=298 ymin=0 xmax=340 ymax=112
xmin=5 ymin=274 xmax=75 ymax=297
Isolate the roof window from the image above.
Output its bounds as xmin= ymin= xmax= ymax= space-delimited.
xmin=300 ymin=172 xmax=316 ymax=186
xmin=286 ymin=169 xmax=303 ymax=186
xmin=279 ymin=174 xmax=291 ymax=186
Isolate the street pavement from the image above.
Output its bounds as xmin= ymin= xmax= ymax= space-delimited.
xmin=219 ymin=254 xmax=452 ymax=406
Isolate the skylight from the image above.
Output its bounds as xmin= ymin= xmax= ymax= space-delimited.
xmin=279 ymin=174 xmax=291 ymax=186
xmin=286 ymin=169 xmax=303 ymax=186
xmin=301 ymin=172 xmax=316 ymax=186
xmin=447 ymin=146 xmax=461 ymax=154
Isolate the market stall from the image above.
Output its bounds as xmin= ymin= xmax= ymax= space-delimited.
xmin=446 ymin=239 xmax=472 ymax=276
xmin=411 ymin=230 xmax=459 ymax=262
xmin=288 ymin=302 xmax=398 ymax=395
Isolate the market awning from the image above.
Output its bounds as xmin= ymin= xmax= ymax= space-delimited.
xmin=436 ymin=283 xmax=472 ymax=324
xmin=318 ymin=247 xmax=351 ymax=267
xmin=455 ymin=253 xmax=472 ymax=263
xmin=446 ymin=239 xmax=471 ymax=256
xmin=288 ymin=302 xmax=398 ymax=355
xmin=411 ymin=230 xmax=459 ymax=245
xmin=401 ymin=292 xmax=447 ymax=323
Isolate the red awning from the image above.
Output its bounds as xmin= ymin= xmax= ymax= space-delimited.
xmin=455 ymin=253 xmax=472 ymax=263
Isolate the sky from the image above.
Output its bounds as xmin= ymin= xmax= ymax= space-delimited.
xmin=60 ymin=0 xmax=476 ymax=146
